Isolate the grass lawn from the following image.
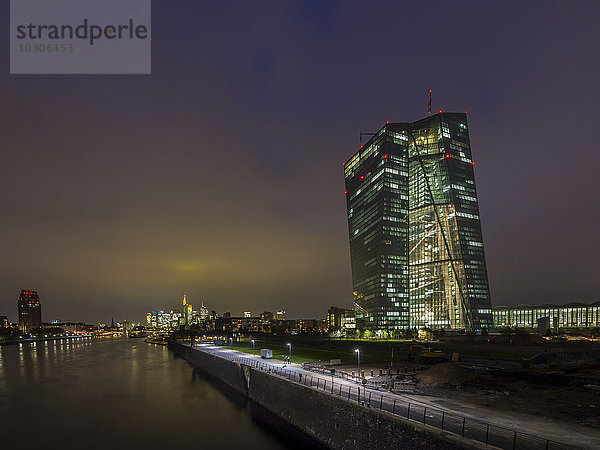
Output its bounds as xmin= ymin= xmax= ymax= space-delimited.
xmin=223 ymin=337 xmax=540 ymax=365
xmin=226 ymin=340 xmax=403 ymax=365
xmin=225 ymin=342 xmax=353 ymax=365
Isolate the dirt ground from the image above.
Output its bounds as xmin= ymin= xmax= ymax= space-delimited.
xmin=292 ymin=336 xmax=600 ymax=428
xmin=415 ymin=362 xmax=600 ymax=427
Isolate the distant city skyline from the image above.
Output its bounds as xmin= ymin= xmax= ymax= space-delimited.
xmin=2 ymin=288 xmax=296 ymax=324
xmin=2 ymin=2 xmax=600 ymax=324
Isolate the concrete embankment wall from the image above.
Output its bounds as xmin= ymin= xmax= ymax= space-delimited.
xmin=171 ymin=342 xmax=248 ymax=394
xmin=169 ymin=342 xmax=479 ymax=450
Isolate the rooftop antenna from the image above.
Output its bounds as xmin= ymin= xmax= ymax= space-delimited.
xmin=427 ymin=89 xmax=432 ymax=116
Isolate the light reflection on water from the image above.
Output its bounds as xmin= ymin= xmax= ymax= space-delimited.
xmin=0 ymin=338 xmax=287 ymax=449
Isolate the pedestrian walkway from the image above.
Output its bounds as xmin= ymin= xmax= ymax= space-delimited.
xmin=192 ymin=343 xmax=597 ymax=450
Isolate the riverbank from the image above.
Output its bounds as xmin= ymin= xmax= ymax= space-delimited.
xmin=169 ymin=341 xmax=486 ymax=450
xmin=0 ymin=335 xmax=93 ymax=346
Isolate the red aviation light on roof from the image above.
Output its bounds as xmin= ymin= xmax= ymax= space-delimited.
xmin=439 ymin=110 xmax=443 ymax=114
xmin=445 ymin=154 xmax=451 ymax=159
xmin=471 ymin=161 xmax=475 ymax=165
xmin=360 ymin=175 xmax=365 ymax=180
xmin=386 ymin=121 xmax=389 ymax=124
xmin=360 ymin=145 xmax=364 ymax=149
xmin=342 ymin=162 xmax=346 ymax=166
xmin=344 ymin=190 xmax=348 ymax=194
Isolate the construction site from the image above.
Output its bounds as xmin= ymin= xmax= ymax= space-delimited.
xmin=239 ymin=332 xmax=600 ymax=434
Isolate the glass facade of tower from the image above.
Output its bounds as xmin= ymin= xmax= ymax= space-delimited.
xmin=345 ymin=113 xmax=493 ymax=331
xmin=344 ymin=124 xmax=410 ymax=332
xmin=408 ymin=113 xmax=492 ymax=331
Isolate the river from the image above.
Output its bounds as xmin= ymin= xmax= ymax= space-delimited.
xmin=0 ymin=337 xmax=305 ymax=449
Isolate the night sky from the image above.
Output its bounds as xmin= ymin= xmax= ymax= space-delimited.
xmin=1 ymin=1 xmax=599 ymax=324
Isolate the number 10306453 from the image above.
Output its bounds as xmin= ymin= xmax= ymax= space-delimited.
xmin=19 ymin=43 xmax=74 ymax=53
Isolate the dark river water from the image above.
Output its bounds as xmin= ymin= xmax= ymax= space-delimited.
xmin=0 ymin=338 xmax=301 ymax=449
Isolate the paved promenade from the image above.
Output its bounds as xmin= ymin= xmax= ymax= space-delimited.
xmin=188 ymin=342 xmax=600 ymax=449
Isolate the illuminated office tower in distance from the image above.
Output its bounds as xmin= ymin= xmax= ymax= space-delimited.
xmin=18 ymin=289 xmax=42 ymax=332
xmin=344 ymin=113 xmax=493 ymax=332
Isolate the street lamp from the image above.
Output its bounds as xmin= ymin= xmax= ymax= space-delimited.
xmin=229 ymin=337 xmax=233 ymax=347
xmin=251 ymin=339 xmax=256 ymax=356
xmin=355 ymin=349 xmax=360 ymax=378
xmin=286 ymin=343 xmax=292 ymax=362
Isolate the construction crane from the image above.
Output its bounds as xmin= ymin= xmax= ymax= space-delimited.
xmin=359 ymin=132 xmax=376 ymax=143
xmin=427 ymin=89 xmax=432 ymax=116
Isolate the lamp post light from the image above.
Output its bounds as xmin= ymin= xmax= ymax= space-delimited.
xmin=229 ymin=337 xmax=233 ymax=347
xmin=251 ymin=339 xmax=256 ymax=356
xmin=286 ymin=343 xmax=292 ymax=363
xmin=355 ymin=349 xmax=360 ymax=379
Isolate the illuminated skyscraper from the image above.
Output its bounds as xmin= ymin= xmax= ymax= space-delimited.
xmin=344 ymin=113 xmax=492 ymax=332
xmin=344 ymin=124 xmax=410 ymax=332
xmin=182 ymin=292 xmax=192 ymax=326
xmin=198 ymin=302 xmax=210 ymax=321
xmin=18 ymin=289 xmax=42 ymax=332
